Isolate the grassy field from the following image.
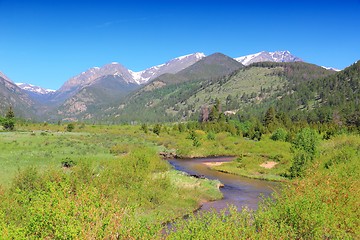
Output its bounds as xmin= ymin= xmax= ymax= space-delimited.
xmin=210 ymin=136 xmax=292 ymax=181
xmin=0 ymin=124 xmax=225 ymax=238
xmin=1 ymin=123 xmax=294 ymax=184
xmin=1 ymin=123 xmax=358 ymax=238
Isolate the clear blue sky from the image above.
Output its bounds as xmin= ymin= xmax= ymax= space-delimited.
xmin=0 ymin=0 xmax=359 ymax=90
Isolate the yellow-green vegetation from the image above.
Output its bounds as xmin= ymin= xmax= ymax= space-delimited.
xmin=167 ymin=134 xmax=360 ymax=239
xmin=183 ymin=67 xmax=285 ymax=113
xmin=211 ymin=136 xmax=292 ymax=181
xmin=0 ymin=122 xmax=359 ymax=238
xmin=0 ymin=124 xmax=224 ymax=238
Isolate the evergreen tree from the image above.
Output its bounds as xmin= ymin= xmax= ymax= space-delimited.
xmin=6 ymin=106 xmax=15 ymax=119
xmin=208 ymin=105 xmax=219 ymax=122
xmin=3 ymin=106 xmax=15 ymax=131
xmin=263 ymin=106 xmax=277 ymax=131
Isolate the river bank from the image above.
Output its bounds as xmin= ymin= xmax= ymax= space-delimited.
xmin=168 ymin=157 xmax=278 ymax=213
xmin=165 ymin=153 xmax=287 ymax=182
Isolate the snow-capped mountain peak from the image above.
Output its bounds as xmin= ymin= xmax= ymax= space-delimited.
xmin=56 ymin=52 xmax=206 ymax=96
xmin=175 ymin=52 xmax=206 ymax=61
xmin=235 ymin=52 xmax=264 ymax=66
xmin=235 ymin=50 xmax=302 ymax=65
xmin=129 ymin=52 xmax=206 ymax=84
xmin=16 ymin=83 xmax=55 ymax=95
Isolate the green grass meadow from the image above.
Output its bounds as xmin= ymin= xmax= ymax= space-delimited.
xmin=0 ymin=123 xmax=359 ymax=239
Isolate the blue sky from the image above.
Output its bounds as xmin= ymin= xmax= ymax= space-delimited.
xmin=0 ymin=0 xmax=359 ymax=90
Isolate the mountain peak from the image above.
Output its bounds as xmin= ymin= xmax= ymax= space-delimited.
xmin=16 ymin=83 xmax=56 ymax=95
xmin=174 ymin=52 xmax=206 ymax=61
xmin=235 ymin=50 xmax=302 ymax=65
xmin=173 ymin=52 xmax=243 ymax=82
xmin=130 ymin=52 xmax=206 ymax=84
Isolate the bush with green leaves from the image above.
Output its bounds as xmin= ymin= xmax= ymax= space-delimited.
xmin=291 ymin=127 xmax=319 ymax=156
xmin=152 ymin=123 xmax=161 ymax=135
xmin=289 ymin=127 xmax=319 ymax=178
xmin=187 ymin=130 xmax=201 ymax=147
xmin=270 ymin=128 xmax=288 ymax=141
xmin=141 ymin=123 xmax=148 ymax=133
xmin=66 ymin=123 xmax=75 ymax=132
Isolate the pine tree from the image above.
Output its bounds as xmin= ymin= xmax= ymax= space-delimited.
xmin=3 ymin=106 xmax=15 ymax=131
xmin=263 ymin=106 xmax=277 ymax=131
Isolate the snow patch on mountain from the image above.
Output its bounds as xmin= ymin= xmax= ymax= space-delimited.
xmin=176 ymin=52 xmax=206 ymax=61
xmin=321 ymin=66 xmax=341 ymax=72
xmin=16 ymin=83 xmax=56 ymax=94
xmin=235 ymin=52 xmax=263 ymax=65
xmin=235 ymin=50 xmax=302 ymax=65
xmin=129 ymin=52 xmax=206 ymax=84
xmin=55 ymin=52 xmax=206 ymax=96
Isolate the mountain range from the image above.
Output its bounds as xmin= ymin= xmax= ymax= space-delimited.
xmin=1 ymin=50 xmax=357 ymax=125
xmin=235 ymin=50 xmax=302 ymax=65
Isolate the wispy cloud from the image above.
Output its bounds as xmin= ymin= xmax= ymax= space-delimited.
xmin=96 ymin=17 xmax=148 ymax=28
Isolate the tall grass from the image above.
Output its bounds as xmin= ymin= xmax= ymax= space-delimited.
xmin=1 ymin=124 xmax=358 ymax=238
xmin=0 ymin=147 xmax=222 ymax=239
xmin=167 ymin=134 xmax=360 ymax=239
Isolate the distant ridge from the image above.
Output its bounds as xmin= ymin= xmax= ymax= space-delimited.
xmin=235 ymin=50 xmax=302 ymax=65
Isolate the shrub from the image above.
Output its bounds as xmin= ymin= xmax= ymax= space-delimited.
xmin=289 ymin=128 xmax=319 ymax=178
xmin=187 ymin=130 xmax=201 ymax=147
xmin=109 ymin=144 xmax=131 ymax=155
xmin=153 ymin=124 xmax=161 ymax=136
xmin=291 ymin=127 xmax=319 ymax=156
xmin=66 ymin=123 xmax=75 ymax=132
xmin=270 ymin=128 xmax=288 ymax=141
xmin=141 ymin=123 xmax=148 ymax=133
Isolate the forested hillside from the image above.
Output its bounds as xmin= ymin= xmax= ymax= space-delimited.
xmin=240 ymin=61 xmax=359 ymax=129
xmin=101 ymin=60 xmax=344 ymax=124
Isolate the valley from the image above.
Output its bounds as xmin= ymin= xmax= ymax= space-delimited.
xmin=0 ymin=50 xmax=359 ymax=239
xmin=0 ymin=121 xmax=358 ymax=238
xmin=1 ymin=0 xmax=359 ymax=238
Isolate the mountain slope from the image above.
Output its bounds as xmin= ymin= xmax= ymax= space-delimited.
xmin=235 ymin=51 xmax=302 ymax=65
xmin=51 ymin=63 xmax=135 ymax=105
xmin=51 ymin=75 xmax=140 ymax=121
xmin=100 ymin=53 xmax=244 ymax=122
xmin=100 ymin=61 xmax=338 ymax=123
xmin=0 ymin=71 xmax=12 ymax=83
xmin=144 ymin=53 xmax=243 ymax=87
xmin=130 ymin=52 xmax=205 ymax=83
xmin=50 ymin=53 xmax=205 ymax=106
xmin=0 ymin=76 xmax=36 ymax=118
xmin=270 ymin=60 xmax=360 ymax=125
xmin=15 ymin=83 xmax=56 ymax=104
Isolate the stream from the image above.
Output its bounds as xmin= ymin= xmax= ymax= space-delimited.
xmin=168 ymin=156 xmax=278 ymax=213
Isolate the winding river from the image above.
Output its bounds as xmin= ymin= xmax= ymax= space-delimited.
xmin=168 ymin=157 xmax=278 ymax=212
